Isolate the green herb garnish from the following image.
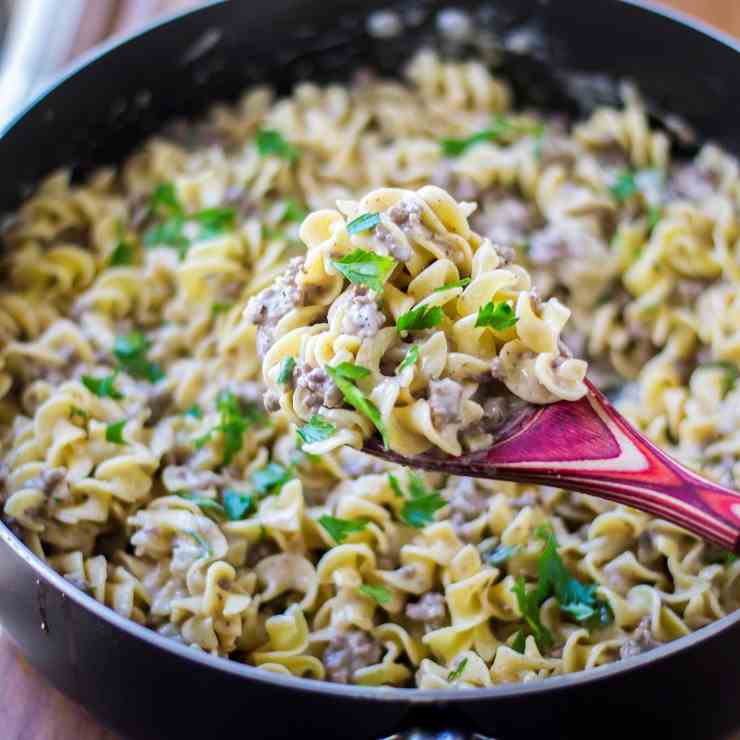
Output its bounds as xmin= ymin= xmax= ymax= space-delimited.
xmin=433 ymin=277 xmax=471 ymax=293
xmin=475 ymin=301 xmax=518 ymax=330
xmin=282 ymin=199 xmax=307 ymax=223
xmin=485 ymin=543 xmax=519 ymax=566
xmin=397 ymin=474 xmax=446 ymax=529
xmin=396 ymin=345 xmax=419 ymax=374
xmin=388 ymin=474 xmax=404 ymax=498
xmin=511 ymin=630 xmax=527 ymax=653
xmin=211 ymin=301 xmax=234 ymax=316
xmin=396 ymin=304 xmax=444 ymax=333
xmin=105 ymin=420 xmax=126 ymax=444
xmin=447 ymin=657 xmax=468 ymax=682
xmin=441 ymin=115 xmax=543 ymax=157
xmin=346 ymin=212 xmax=381 ymax=235
xmin=646 ymin=205 xmax=663 ymax=233
xmin=277 ymin=356 xmax=296 ymax=385
xmin=326 ymin=365 xmax=388 ymax=447
xmin=610 ymin=170 xmax=639 ymax=201
xmin=109 ymin=223 xmax=134 ymax=267
xmin=82 ymin=372 xmax=124 ymax=400
xmin=331 ymin=362 xmax=371 ymax=380
xmin=196 ymin=207 xmax=236 ymax=240
xmin=113 ymin=331 xmax=164 ymax=383
xmin=318 ymin=515 xmax=368 ymax=544
xmin=69 ymin=405 xmax=89 ymax=424
xmin=149 ymin=183 xmax=182 ymax=217
xmin=223 ymin=490 xmax=254 ymax=521
xmin=184 ymin=404 xmax=203 ymax=419
xmin=256 ymin=129 xmax=299 ymax=161
xmin=184 ymin=529 xmax=212 ymax=558
xmin=296 ymin=414 xmax=336 ymax=445
xmin=332 ymin=248 xmax=396 ymax=293
xmin=251 ymin=462 xmax=293 ymax=495
xmin=511 ymin=576 xmax=554 ymax=651
xmin=179 ymin=492 xmax=227 ymax=520
xmin=359 ymin=583 xmax=391 ymax=604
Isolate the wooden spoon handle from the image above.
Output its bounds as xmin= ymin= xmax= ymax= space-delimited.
xmin=473 ymin=382 xmax=740 ymax=552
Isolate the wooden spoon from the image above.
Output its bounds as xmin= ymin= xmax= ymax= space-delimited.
xmin=363 ymin=380 xmax=740 ymax=552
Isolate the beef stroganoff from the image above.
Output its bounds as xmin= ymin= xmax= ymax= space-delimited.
xmin=249 ymin=184 xmax=588 ymax=458
xmin=1 ymin=50 xmax=739 ymax=688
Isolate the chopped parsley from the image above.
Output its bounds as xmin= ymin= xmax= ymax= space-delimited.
xmin=109 ymin=224 xmax=134 ymax=267
xmin=277 ymin=356 xmax=296 ymax=385
xmin=396 ymin=473 xmax=446 ymax=529
xmin=326 ymin=365 xmax=388 ymax=447
xmin=441 ymin=115 xmax=544 ymax=157
xmin=359 ymin=583 xmax=391 ymax=604
xmin=331 ymin=248 xmax=396 ymax=293
xmin=296 ymin=414 xmax=336 ymax=445
xmin=149 ymin=182 xmax=181 ymax=215
xmin=113 ymin=331 xmax=164 ymax=383
xmin=388 ymin=474 xmax=404 ymax=498
xmin=184 ymin=529 xmax=212 ymax=558
xmin=609 ymin=170 xmax=639 ymax=201
xmin=223 ymin=490 xmax=254 ymax=521
xmin=184 ymin=404 xmax=203 ymax=419
xmin=646 ymin=205 xmax=663 ymax=233
xmin=179 ymin=492 xmax=227 ymax=520
xmin=396 ymin=345 xmax=419 ymax=374
xmin=346 ymin=212 xmax=381 ymax=235
xmin=256 ymin=129 xmax=299 ymax=161
xmin=251 ymin=462 xmax=293 ymax=496
xmin=396 ymin=304 xmax=444 ymax=333
xmin=331 ymin=362 xmax=371 ymax=381
xmin=511 ymin=630 xmax=527 ymax=653
xmin=82 ymin=372 xmax=124 ymax=400
xmin=211 ymin=301 xmax=234 ymax=316
xmin=447 ymin=657 xmax=468 ymax=682
xmin=194 ymin=390 xmax=265 ymax=466
xmin=433 ymin=277 xmax=471 ymax=293
xmin=511 ymin=576 xmax=554 ymax=651
xmin=318 ymin=515 xmax=368 ymax=544
xmin=475 ymin=301 xmax=517 ymax=330
xmin=281 ymin=199 xmax=307 ymax=223
xmin=700 ymin=361 xmax=740 ymax=398
xmin=105 ymin=420 xmax=126 ymax=444
xmin=196 ymin=207 xmax=236 ymax=240
xmin=485 ymin=543 xmax=519 ymax=566
xmin=69 ymin=405 xmax=89 ymax=425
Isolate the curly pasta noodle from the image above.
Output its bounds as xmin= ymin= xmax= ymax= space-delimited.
xmin=1 ymin=50 xmax=739 ymax=688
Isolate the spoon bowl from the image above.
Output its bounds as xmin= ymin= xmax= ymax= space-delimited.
xmin=364 ymin=380 xmax=740 ymax=552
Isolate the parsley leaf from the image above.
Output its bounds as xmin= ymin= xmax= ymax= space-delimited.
xmin=318 ymin=515 xmax=368 ymax=544
xmin=485 ymin=543 xmax=519 ymax=566
xmin=184 ymin=404 xmax=203 ymax=419
xmin=211 ymin=301 xmax=234 ymax=316
xmin=388 ymin=474 xmax=404 ymax=498
xmin=105 ymin=420 xmax=126 ymax=444
xmin=223 ymin=490 xmax=254 ymax=521
xmin=331 ymin=362 xmax=371 ymax=380
xmin=277 ymin=356 xmax=296 ymax=385
xmin=82 ymin=372 xmax=124 ymax=400
xmin=610 ymin=170 xmax=639 ymax=201
xmin=441 ymin=115 xmax=544 ymax=157
xmin=297 ymin=414 xmax=336 ymax=445
xmin=475 ymin=301 xmax=517 ymax=330
xmin=359 ymin=583 xmax=391 ymax=604
xmin=535 ymin=526 xmax=612 ymax=626
xmin=396 ymin=345 xmax=419 ymax=374
xmin=511 ymin=576 xmax=554 ymax=651
xmin=346 ymin=212 xmax=381 ymax=235
xmin=256 ymin=129 xmax=299 ymax=161
xmin=113 ymin=331 xmax=164 ymax=383
xmin=326 ymin=366 xmax=388 ymax=447
xmin=646 ymin=205 xmax=663 ymax=233
xmin=282 ymin=199 xmax=307 ymax=223
xmin=69 ymin=405 xmax=89 ymax=425
xmin=149 ymin=182 xmax=183 ymax=217
xmin=700 ymin=361 xmax=740 ymax=398
xmin=251 ymin=462 xmax=293 ymax=495
xmin=179 ymin=492 xmax=227 ymax=520
xmin=196 ymin=207 xmax=236 ymax=240
xmin=195 ymin=390 xmax=266 ymax=466
xmin=511 ymin=630 xmax=527 ymax=653
xmin=332 ymin=248 xmax=396 ymax=293
xmin=433 ymin=277 xmax=471 ymax=293
xmin=396 ymin=304 xmax=444 ymax=333
xmin=109 ymin=224 xmax=135 ymax=267
xmin=399 ymin=477 xmax=446 ymax=528
xmin=143 ymin=216 xmax=188 ymax=253
xmin=184 ymin=529 xmax=212 ymax=558
xmin=447 ymin=657 xmax=468 ymax=682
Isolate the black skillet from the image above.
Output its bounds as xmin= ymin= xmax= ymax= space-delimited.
xmin=0 ymin=1 xmax=739 ymax=738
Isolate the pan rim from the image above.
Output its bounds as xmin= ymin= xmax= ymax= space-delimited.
xmin=1 ymin=0 xmax=739 ymax=705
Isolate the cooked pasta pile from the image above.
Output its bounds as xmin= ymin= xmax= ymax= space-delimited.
xmin=250 ymin=184 xmax=588 ymax=457
xmin=1 ymin=50 xmax=739 ymax=688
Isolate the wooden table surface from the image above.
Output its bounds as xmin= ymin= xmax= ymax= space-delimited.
xmin=1 ymin=1 xmax=739 ymax=738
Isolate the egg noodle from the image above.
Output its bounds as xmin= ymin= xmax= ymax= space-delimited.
xmin=1 ymin=51 xmax=738 ymax=687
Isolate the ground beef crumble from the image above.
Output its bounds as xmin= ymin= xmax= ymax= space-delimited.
xmin=323 ymin=629 xmax=382 ymax=684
